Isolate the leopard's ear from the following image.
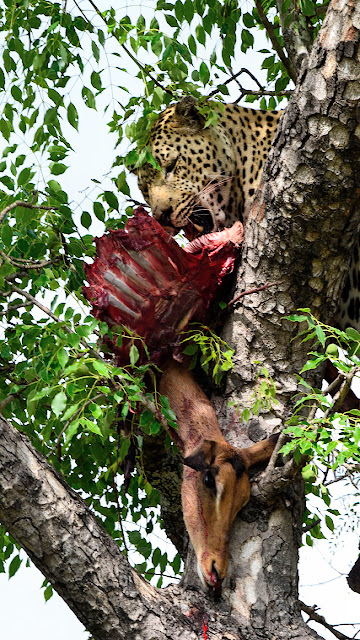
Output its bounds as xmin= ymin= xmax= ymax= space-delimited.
xmin=174 ymin=96 xmax=205 ymax=130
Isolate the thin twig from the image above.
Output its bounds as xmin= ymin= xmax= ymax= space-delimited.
xmin=86 ymin=0 xmax=175 ymax=98
xmin=238 ymin=88 xmax=292 ymax=100
xmin=207 ymin=67 xmax=292 ymax=100
xmin=0 ymin=301 xmax=33 ymax=317
xmin=323 ymin=474 xmax=348 ymax=486
xmin=0 ymin=249 xmax=60 ymax=270
xmin=323 ymin=373 xmax=345 ymax=396
xmin=302 ymin=518 xmax=321 ymax=534
xmin=299 ymin=601 xmax=355 ymax=640
xmin=0 ymin=199 xmax=59 ymax=226
xmin=323 ymin=366 xmax=360 ymax=418
xmin=255 ymin=0 xmax=297 ymax=83
xmin=263 ymin=431 xmax=288 ymax=478
xmin=227 ymin=280 xmax=283 ymax=307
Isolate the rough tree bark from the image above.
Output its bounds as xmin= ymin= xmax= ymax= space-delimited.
xmin=0 ymin=1 xmax=359 ymax=639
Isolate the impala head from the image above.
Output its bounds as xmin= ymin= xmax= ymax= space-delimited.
xmin=182 ymin=435 xmax=278 ymax=595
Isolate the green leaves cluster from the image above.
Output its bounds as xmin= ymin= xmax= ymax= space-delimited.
xmin=282 ymin=309 xmax=360 ymax=544
xmin=229 ymin=363 xmax=278 ymax=422
xmin=181 ymin=323 xmax=234 ymax=384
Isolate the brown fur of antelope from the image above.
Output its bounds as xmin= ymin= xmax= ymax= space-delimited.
xmin=160 ymin=360 xmax=279 ymax=594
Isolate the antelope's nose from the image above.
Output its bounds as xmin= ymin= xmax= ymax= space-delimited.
xmin=208 ymin=561 xmax=223 ymax=598
xmin=211 ymin=561 xmax=219 ymax=584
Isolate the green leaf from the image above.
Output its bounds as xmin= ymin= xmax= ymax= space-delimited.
xmin=129 ymin=344 xmax=139 ymax=365
xmin=315 ymin=325 xmax=326 ymax=347
xmin=50 ymin=163 xmax=67 ymax=175
xmin=325 ymin=514 xmax=334 ymax=532
xmin=81 ymin=211 xmax=91 ymax=229
xmin=199 ymin=62 xmax=210 ymax=85
xmin=17 ymin=167 xmax=32 ymax=186
xmin=91 ymin=40 xmax=100 ymax=63
xmin=67 ymin=103 xmax=79 ymax=130
xmin=152 ymin=547 xmax=161 ymax=567
xmin=165 ymin=15 xmax=178 ymax=27
xmin=65 ymin=420 xmax=80 ymax=443
xmin=11 ymin=86 xmax=22 ymax=102
xmin=172 ymin=553 xmax=181 ymax=574
xmin=51 ymin=391 xmax=67 ymax=417
xmin=57 ymin=348 xmax=69 ymax=368
xmin=188 ymin=34 xmax=197 ymax=55
xmin=195 ymin=24 xmax=206 ymax=46
xmin=300 ymin=356 xmax=326 ymax=372
xmin=44 ymin=584 xmax=53 ymax=601
xmin=300 ymin=0 xmax=315 ymax=16
xmin=182 ymin=343 xmax=198 ymax=355
xmin=82 ymin=87 xmax=96 ymax=110
xmin=183 ymin=0 xmax=194 ymax=22
xmin=346 ymin=327 xmax=360 ymax=341
xmin=86 ymin=421 xmax=103 ymax=436
xmin=93 ymin=360 xmax=110 ymax=378
xmin=104 ymin=191 xmax=119 ymax=210
xmin=91 ymin=71 xmax=102 ymax=91
xmin=93 ymin=201 xmax=105 ymax=221
xmin=243 ymin=13 xmax=255 ymax=28
xmin=9 ymin=555 xmax=22 ymax=579
xmin=241 ymin=29 xmax=254 ymax=49
xmin=175 ymin=1 xmax=183 ymax=22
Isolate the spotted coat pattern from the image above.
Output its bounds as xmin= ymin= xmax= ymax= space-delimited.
xmin=136 ymin=97 xmax=281 ymax=239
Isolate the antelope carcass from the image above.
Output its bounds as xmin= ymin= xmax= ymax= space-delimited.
xmin=83 ymin=207 xmax=277 ymax=593
xmin=160 ymin=360 xmax=278 ymax=594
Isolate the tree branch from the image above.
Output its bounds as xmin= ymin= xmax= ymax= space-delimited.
xmin=206 ymin=68 xmax=293 ymax=100
xmin=254 ymin=0 xmax=297 ymax=83
xmin=0 ymin=414 xmax=199 ymax=640
xmin=299 ymin=601 xmax=356 ymax=640
xmin=0 ymin=198 xmax=58 ymax=226
xmin=0 ymin=248 xmax=60 ymax=270
xmin=276 ymin=0 xmax=314 ymax=74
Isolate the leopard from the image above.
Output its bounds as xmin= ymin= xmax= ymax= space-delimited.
xmin=136 ymin=96 xmax=360 ymax=331
xmin=135 ymin=96 xmax=281 ymax=241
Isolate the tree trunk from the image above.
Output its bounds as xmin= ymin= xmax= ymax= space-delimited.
xmin=0 ymin=1 xmax=359 ymax=639
xmin=209 ymin=0 xmax=360 ymax=636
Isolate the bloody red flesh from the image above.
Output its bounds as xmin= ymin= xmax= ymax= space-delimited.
xmin=83 ymin=208 xmax=242 ymax=364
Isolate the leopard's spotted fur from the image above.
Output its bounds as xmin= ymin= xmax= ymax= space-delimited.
xmin=136 ymin=97 xmax=281 ymax=239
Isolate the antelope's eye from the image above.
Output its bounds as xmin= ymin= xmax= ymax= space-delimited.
xmin=165 ymin=158 xmax=178 ymax=176
xmin=203 ymin=469 xmax=216 ymax=492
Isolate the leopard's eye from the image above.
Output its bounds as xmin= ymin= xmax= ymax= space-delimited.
xmin=203 ymin=469 xmax=216 ymax=492
xmin=165 ymin=158 xmax=178 ymax=177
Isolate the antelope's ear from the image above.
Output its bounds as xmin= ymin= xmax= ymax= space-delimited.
xmin=183 ymin=439 xmax=217 ymax=471
xmin=240 ymin=433 xmax=280 ymax=470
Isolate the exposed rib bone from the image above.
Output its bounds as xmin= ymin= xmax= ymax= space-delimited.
xmin=104 ymin=271 xmax=146 ymax=303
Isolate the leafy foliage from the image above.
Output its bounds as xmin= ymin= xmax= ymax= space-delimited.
xmin=229 ymin=363 xmax=279 ymax=422
xmin=181 ymin=322 xmax=234 ymax=383
xmin=282 ymin=310 xmax=360 ymax=543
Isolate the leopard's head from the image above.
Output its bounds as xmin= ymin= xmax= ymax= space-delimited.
xmin=135 ymin=97 xmax=238 ymax=240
